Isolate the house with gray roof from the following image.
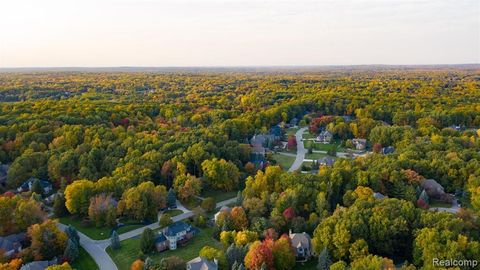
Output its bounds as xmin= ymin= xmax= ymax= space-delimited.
xmin=382 ymin=146 xmax=395 ymax=155
xmin=352 ymin=138 xmax=367 ymax=150
xmin=155 ymin=221 xmax=198 ymax=251
xmin=315 ymin=130 xmax=333 ymax=143
xmin=318 ymin=156 xmax=335 ymax=166
xmin=17 ymin=177 xmax=52 ymax=194
xmin=0 ymin=232 xmax=25 ymax=257
xmin=20 ymin=259 xmax=57 ymax=270
xmin=289 ymin=231 xmax=313 ymax=261
xmin=187 ymin=257 xmax=218 ymax=270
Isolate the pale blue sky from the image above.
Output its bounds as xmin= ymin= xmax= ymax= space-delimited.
xmin=0 ymin=0 xmax=479 ymax=67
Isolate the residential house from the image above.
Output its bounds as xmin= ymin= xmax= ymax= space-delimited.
xmin=450 ymin=125 xmax=462 ymax=131
xmin=289 ymin=231 xmax=313 ymax=261
xmin=352 ymin=139 xmax=367 ymax=150
xmin=269 ymin=125 xmax=283 ymax=140
xmin=187 ymin=257 xmax=218 ymax=270
xmin=315 ymin=130 xmax=333 ymax=143
xmin=250 ymin=134 xmax=274 ymax=168
xmin=317 ymin=156 xmax=335 ymax=167
xmin=214 ymin=206 xmax=231 ymax=223
xmin=382 ymin=146 xmax=395 ymax=155
xmin=373 ymin=192 xmax=386 ymax=200
xmin=17 ymin=177 xmax=52 ymax=194
xmin=341 ymin=115 xmax=353 ymax=122
xmin=0 ymin=232 xmax=25 ymax=257
xmin=155 ymin=222 xmax=198 ymax=252
xmin=420 ymin=179 xmax=454 ymax=203
xmin=290 ymin=117 xmax=299 ymax=127
xmin=20 ymin=259 xmax=57 ymax=270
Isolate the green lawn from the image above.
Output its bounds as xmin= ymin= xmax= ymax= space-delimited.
xmin=302 ymin=131 xmax=315 ymax=140
xmin=286 ymin=127 xmax=299 ymax=136
xmin=202 ymin=189 xmax=238 ymax=202
xmin=295 ymin=260 xmax=316 ymax=269
xmin=181 ymin=197 xmax=203 ymax=210
xmin=60 ymin=216 xmax=152 ymax=240
xmin=304 ymin=152 xmax=328 ymax=160
xmin=116 ymin=224 xmax=146 ymax=235
xmin=271 ymin=154 xmax=295 ymax=170
xmin=430 ymin=200 xmax=452 ymax=208
xmin=162 ymin=209 xmax=184 ymax=217
xmin=107 ymin=227 xmax=221 ymax=270
xmin=303 ymin=140 xmax=343 ymax=152
xmin=59 ymin=216 xmax=112 ymax=240
xmin=71 ymin=247 xmax=99 ymax=270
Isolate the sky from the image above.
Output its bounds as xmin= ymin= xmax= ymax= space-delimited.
xmin=0 ymin=0 xmax=479 ymax=67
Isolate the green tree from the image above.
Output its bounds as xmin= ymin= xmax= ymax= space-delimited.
xmin=167 ymin=188 xmax=177 ymax=209
xmin=63 ymin=238 xmax=79 ymax=262
xmin=317 ymin=248 xmax=332 ymax=270
xmin=201 ymin=158 xmax=240 ymax=191
xmin=111 ymin=230 xmax=121 ymax=250
xmin=140 ymin=228 xmax=155 ymax=254
xmin=64 ymin=179 xmax=95 ymax=215
xmin=159 ymin=213 xmax=173 ymax=228
xmin=31 ymin=179 xmax=44 ymax=195
xmin=53 ymin=194 xmax=68 ymax=218
xmin=201 ymin=197 xmax=216 ymax=212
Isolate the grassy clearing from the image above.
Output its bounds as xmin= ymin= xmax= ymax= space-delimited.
xmin=430 ymin=200 xmax=453 ymax=208
xmin=71 ymin=247 xmax=99 ymax=270
xmin=303 ymin=140 xmax=343 ymax=152
xmin=286 ymin=127 xmax=299 ymax=136
xmin=295 ymin=260 xmax=316 ymax=269
xmin=60 ymin=216 xmax=152 ymax=240
xmin=304 ymin=152 xmax=328 ymax=160
xmin=107 ymin=227 xmax=221 ymax=270
xmin=181 ymin=197 xmax=203 ymax=210
xmin=59 ymin=216 xmax=112 ymax=240
xmin=116 ymin=224 xmax=146 ymax=235
xmin=202 ymin=189 xmax=238 ymax=202
xmin=271 ymin=154 xmax=295 ymax=170
xmin=162 ymin=209 xmax=184 ymax=217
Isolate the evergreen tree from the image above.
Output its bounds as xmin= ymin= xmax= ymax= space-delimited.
xmin=317 ymin=248 xmax=332 ymax=270
xmin=231 ymin=261 xmax=239 ymax=270
xmin=63 ymin=239 xmax=79 ymax=262
xmin=167 ymin=188 xmax=177 ymax=209
xmin=140 ymin=228 xmax=155 ymax=254
xmin=54 ymin=194 xmax=68 ymax=217
xmin=226 ymin=243 xmax=246 ymax=268
xmin=143 ymin=257 xmax=153 ymax=270
xmin=31 ymin=179 xmax=44 ymax=195
xmin=111 ymin=230 xmax=121 ymax=250
xmin=236 ymin=191 xmax=243 ymax=206
xmin=65 ymin=225 xmax=80 ymax=246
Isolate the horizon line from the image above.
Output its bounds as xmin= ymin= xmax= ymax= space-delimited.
xmin=1 ymin=63 xmax=479 ymax=70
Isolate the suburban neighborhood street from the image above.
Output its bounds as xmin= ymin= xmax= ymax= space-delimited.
xmin=58 ymin=223 xmax=118 ymax=270
xmin=60 ymin=196 xmax=238 ymax=270
xmin=288 ymin=127 xmax=308 ymax=172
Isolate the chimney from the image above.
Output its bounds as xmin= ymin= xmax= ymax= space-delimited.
xmin=214 ymin=258 xmax=218 ymax=266
xmin=289 ymin=229 xmax=292 ymax=237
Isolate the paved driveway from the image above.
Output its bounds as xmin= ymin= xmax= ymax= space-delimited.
xmin=58 ymin=223 xmax=118 ymax=270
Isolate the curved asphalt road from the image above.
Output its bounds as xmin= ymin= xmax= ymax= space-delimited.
xmin=288 ymin=127 xmax=308 ymax=172
xmin=60 ymin=197 xmax=238 ymax=270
